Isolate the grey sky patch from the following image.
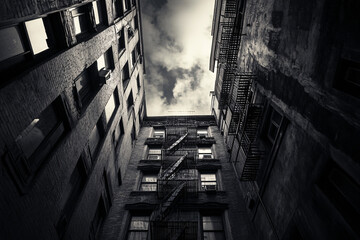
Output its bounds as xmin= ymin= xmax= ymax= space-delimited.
xmin=141 ymin=0 xmax=216 ymax=116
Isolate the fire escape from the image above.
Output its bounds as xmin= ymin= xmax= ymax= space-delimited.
xmin=149 ymin=124 xmax=198 ymax=240
xmin=216 ymin=0 xmax=242 ymax=110
xmin=215 ymin=0 xmax=264 ymax=181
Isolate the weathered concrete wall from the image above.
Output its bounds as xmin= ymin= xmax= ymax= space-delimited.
xmin=234 ymin=0 xmax=360 ymax=239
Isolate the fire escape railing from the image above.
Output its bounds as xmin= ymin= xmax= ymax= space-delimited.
xmin=216 ymin=0 xmax=244 ymax=110
xmin=235 ymin=103 xmax=264 ymax=181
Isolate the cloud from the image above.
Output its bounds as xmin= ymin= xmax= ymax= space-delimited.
xmin=141 ymin=0 xmax=216 ymax=116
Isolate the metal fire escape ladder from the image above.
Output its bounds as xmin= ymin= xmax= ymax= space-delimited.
xmin=160 ymin=154 xmax=187 ymax=180
xmin=239 ymin=104 xmax=264 ymax=181
xmin=151 ymin=182 xmax=186 ymax=222
xmin=165 ymin=132 xmax=189 ymax=155
xmin=151 ymin=154 xmax=189 ymax=238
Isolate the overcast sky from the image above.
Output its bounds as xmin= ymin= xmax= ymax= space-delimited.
xmin=140 ymin=0 xmax=216 ymax=116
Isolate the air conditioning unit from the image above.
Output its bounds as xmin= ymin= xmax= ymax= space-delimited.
xmin=202 ymin=154 xmax=213 ymax=159
xmin=99 ymin=68 xmax=111 ymax=84
xmin=203 ymin=185 xmax=217 ymax=191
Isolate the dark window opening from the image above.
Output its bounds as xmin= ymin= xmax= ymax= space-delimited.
xmin=88 ymin=118 xmax=105 ymax=164
xmin=118 ymin=28 xmax=126 ymax=55
xmin=97 ymin=47 xmax=114 ymax=72
xmin=122 ymin=62 xmax=130 ymax=91
xmin=113 ymin=0 xmax=124 ymax=19
xmin=127 ymin=91 xmax=134 ymax=112
xmin=89 ymin=197 xmax=107 ymax=240
xmin=104 ymin=88 xmax=120 ymax=126
xmin=318 ymin=162 xmax=360 ymax=236
xmin=113 ymin=118 xmax=124 ymax=148
xmin=126 ymin=215 xmax=149 ymax=240
xmin=74 ymin=63 xmax=101 ymax=111
xmin=201 ymin=215 xmax=225 ymax=240
xmin=0 ymin=13 xmax=66 ymax=83
xmin=136 ymin=74 xmax=141 ymax=90
xmin=7 ymin=96 xmax=69 ymax=190
xmin=56 ymin=157 xmax=88 ymax=238
xmin=334 ymin=58 xmax=360 ymax=98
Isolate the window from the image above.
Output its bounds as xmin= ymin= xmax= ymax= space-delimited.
xmin=57 ymin=157 xmax=88 ymax=238
xmin=89 ymin=197 xmax=107 ymax=240
xmin=118 ymin=28 xmax=126 ymax=55
xmin=134 ymin=15 xmax=139 ymax=30
xmin=130 ymin=43 xmax=140 ymax=69
xmin=334 ymin=58 xmax=360 ymax=98
xmin=318 ymin=162 xmax=360 ymax=236
xmin=74 ymin=64 xmax=101 ymax=110
xmin=197 ymin=129 xmax=208 ymax=138
xmin=131 ymin=125 xmax=136 ymax=143
xmin=113 ymin=0 xmax=124 ymax=19
xmin=136 ymin=74 xmax=141 ymax=90
xmin=267 ymin=106 xmax=282 ymax=143
xmin=153 ymin=129 xmax=165 ymax=138
xmin=147 ymin=149 xmax=162 ymax=160
xmin=198 ymin=148 xmax=213 ymax=159
xmin=88 ymin=119 xmax=104 ymax=163
xmin=127 ymin=216 xmax=149 ymax=240
xmin=0 ymin=14 xmax=66 ymax=79
xmin=92 ymin=0 xmax=106 ymax=26
xmin=130 ymin=49 xmax=136 ymax=69
xmin=70 ymin=1 xmax=105 ymax=39
xmin=97 ymin=47 xmax=114 ymax=72
xmin=4 ymin=97 xmax=68 ymax=191
xmin=127 ymin=91 xmax=134 ymax=111
xmin=200 ymin=173 xmax=217 ymax=191
xmin=140 ymin=173 xmax=157 ymax=191
xmin=102 ymin=171 xmax=113 ymax=210
xmin=113 ymin=118 xmax=124 ymax=148
xmin=122 ymin=0 xmax=131 ymax=13
xmin=122 ymin=62 xmax=130 ymax=90
xmin=202 ymin=215 xmax=226 ymax=240
xmin=104 ymin=89 xmax=119 ymax=125
xmin=71 ymin=5 xmax=92 ymax=36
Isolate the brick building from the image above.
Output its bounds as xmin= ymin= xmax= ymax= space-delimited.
xmin=210 ymin=0 xmax=360 ymax=239
xmin=0 ymin=0 xmax=146 ymax=239
xmin=101 ymin=115 xmax=255 ymax=240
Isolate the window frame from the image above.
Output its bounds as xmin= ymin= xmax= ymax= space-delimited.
xmin=126 ymin=215 xmax=150 ymax=240
xmin=147 ymin=148 xmax=162 ymax=160
xmin=122 ymin=62 xmax=130 ymax=91
xmin=201 ymin=214 xmax=226 ymax=240
xmin=0 ymin=13 xmax=66 ymax=82
xmin=104 ymin=88 xmax=120 ymax=126
xmin=139 ymin=172 xmax=158 ymax=191
xmin=56 ymin=155 xmax=89 ymax=238
xmin=118 ymin=28 xmax=126 ymax=56
xmin=113 ymin=118 xmax=124 ymax=148
xmin=198 ymin=147 xmax=213 ymax=160
xmin=153 ymin=129 xmax=165 ymax=138
xmin=4 ymin=95 xmax=70 ymax=192
xmin=197 ymin=128 xmax=209 ymax=138
xmin=200 ymin=172 xmax=218 ymax=192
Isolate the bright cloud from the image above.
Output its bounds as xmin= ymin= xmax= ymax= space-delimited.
xmin=141 ymin=0 xmax=216 ymax=116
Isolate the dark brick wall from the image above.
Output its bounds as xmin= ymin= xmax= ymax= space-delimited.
xmin=0 ymin=0 xmax=145 ymax=239
xmin=101 ymin=119 xmax=257 ymax=240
